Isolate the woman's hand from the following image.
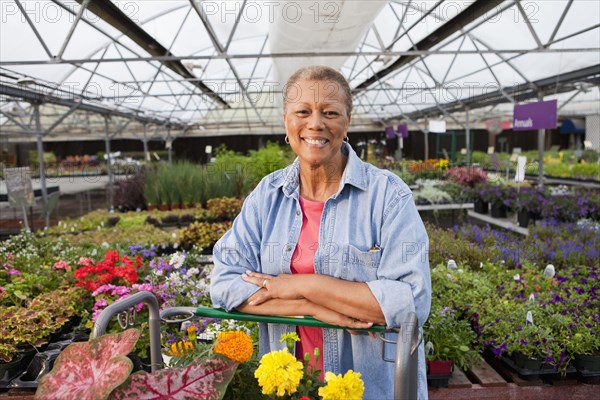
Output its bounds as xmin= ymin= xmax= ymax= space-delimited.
xmin=242 ymin=271 xmax=304 ymax=305
xmin=311 ymin=305 xmax=374 ymax=330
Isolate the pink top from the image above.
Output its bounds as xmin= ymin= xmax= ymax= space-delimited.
xmin=291 ymin=196 xmax=324 ymax=376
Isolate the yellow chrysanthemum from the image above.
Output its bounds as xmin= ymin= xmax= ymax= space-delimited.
xmin=279 ymin=332 xmax=300 ymax=344
xmin=213 ymin=331 xmax=254 ymax=363
xmin=254 ymin=349 xmax=303 ymax=397
xmin=318 ymin=370 xmax=365 ymax=400
xmin=169 ymin=340 xmax=195 ymax=357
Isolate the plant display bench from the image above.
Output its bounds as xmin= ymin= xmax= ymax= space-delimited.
xmin=467 ymin=210 xmax=529 ymax=236
xmin=429 ymin=356 xmax=599 ymax=400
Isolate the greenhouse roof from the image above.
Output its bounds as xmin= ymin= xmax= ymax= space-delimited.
xmin=0 ymin=0 xmax=599 ymax=142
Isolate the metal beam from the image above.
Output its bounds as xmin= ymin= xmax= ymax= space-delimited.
xmin=189 ymin=0 xmax=265 ymax=125
xmin=0 ymin=83 xmax=174 ymax=127
xmin=4 ymin=47 xmax=600 ymax=67
xmin=14 ymin=0 xmax=53 ymax=58
xmin=547 ymin=0 xmax=573 ymax=45
xmin=515 ymin=0 xmax=543 ymax=49
xmin=353 ymin=0 xmax=505 ymax=93
xmin=57 ymin=0 xmax=91 ymax=60
xmin=398 ymin=64 xmax=600 ymax=120
xmin=73 ymin=0 xmax=229 ymax=108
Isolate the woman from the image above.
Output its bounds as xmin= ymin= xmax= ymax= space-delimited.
xmin=210 ymin=65 xmax=431 ymax=399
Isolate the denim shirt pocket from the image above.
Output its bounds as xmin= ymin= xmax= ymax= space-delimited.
xmin=341 ymin=244 xmax=381 ymax=282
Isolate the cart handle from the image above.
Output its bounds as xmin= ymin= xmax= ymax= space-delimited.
xmin=160 ymin=306 xmax=387 ymax=333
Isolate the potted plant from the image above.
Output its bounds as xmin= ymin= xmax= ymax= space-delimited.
xmin=516 ymin=186 xmax=548 ymax=227
xmin=541 ymin=194 xmax=585 ymax=222
xmin=568 ymin=319 xmax=600 ymax=372
xmin=479 ymin=183 xmax=517 ymax=219
xmin=424 ymin=304 xmax=482 ymax=387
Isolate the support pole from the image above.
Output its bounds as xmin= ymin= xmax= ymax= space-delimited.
xmin=167 ymin=127 xmax=173 ymax=165
xmin=34 ymin=103 xmax=49 ymax=228
xmin=424 ymin=129 xmax=429 ymax=161
xmin=465 ymin=106 xmax=471 ymax=165
xmin=397 ymin=134 xmax=403 ymax=162
xmin=143 ymin=123 xmax=149 ymax=162
xmin=104 ymin=117 xmax=114 ymax=210
xmin=537 ymin=91 xmax=545 ymax=186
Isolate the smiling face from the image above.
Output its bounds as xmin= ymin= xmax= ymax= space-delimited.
xmin=283 ymin=79 xmax=351 ymax=169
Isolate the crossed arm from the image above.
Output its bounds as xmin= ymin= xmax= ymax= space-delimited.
xmin=236 ymin=271 xmax=386 ymax=329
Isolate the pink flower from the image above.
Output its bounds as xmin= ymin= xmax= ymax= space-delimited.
xmin=53 ymin=260 xmax=70 ymax=271
xmin=78 ymin=257 xmax=94 ymax=266
xmin=7 ymin=253 xmax=14 ymax=260
xmin=8 ymin=269 xmax=20 ymax=276
xmin=132 ymin=283 xmax=153 ymax=292
xmin=93 ymin=298 xmax=108 ymax=309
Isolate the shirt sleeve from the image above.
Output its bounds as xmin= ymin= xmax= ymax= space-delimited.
xmin=209 ymin=188 xmax=264 ymax=311
xmin=366 ymin=190 xmax=432 ymax=329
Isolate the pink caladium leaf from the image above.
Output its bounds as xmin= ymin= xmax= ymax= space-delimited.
xmin=36 ymin=329 xmax=140 ymax=400
xmin=109 ymin=357 xmax=238 ymax=400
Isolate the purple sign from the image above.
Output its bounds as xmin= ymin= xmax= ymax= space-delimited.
xmin=385 ymin=126 xmax=395 ymax=139
xmin=397 ymin=124 xmax=408 ymax=138
xmin=513 ymin=100 xmax=557 ymax=131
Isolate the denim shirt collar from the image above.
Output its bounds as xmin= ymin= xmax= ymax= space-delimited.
xmin=270 ymin=143 xmax=368 ymax=198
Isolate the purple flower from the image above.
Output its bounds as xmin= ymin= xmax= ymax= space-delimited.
xmin=492 ymin=343 xmax=507 ymax=356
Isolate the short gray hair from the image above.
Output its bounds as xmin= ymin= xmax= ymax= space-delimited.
xmin=283 ymin=65 xmax=353 ymax=115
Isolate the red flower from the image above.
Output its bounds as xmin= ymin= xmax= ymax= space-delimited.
xmin=74 ymin=250 xmax=140 ymax=291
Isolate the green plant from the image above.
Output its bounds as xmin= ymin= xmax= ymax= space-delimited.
xmin=567 ymin=319 xmax=600 ymax=356
xmin=206 ymin=197 xmax=243 ymax=220
xmin=424 ymin=303 xmax=482 ymax=371
xmin=414 ymin=180 xmax=453 ymax=205
xmin=0 ymin=287 xmax=83 ymax=363
xmin=180 ymin=221 xmax=232 ymax=251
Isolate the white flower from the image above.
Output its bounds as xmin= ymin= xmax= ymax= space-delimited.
xmin=513 ymin=274 xmax=520 ymax=281
xmin=101 ymin=242 xmax=109 ymax=249
xmin=169 ymin=252 xmax=186 ymax=269
xmin=186 ymin=267 xmax=199 ymax=277
xmin=153 ymin=269 xmax=164 ymax=277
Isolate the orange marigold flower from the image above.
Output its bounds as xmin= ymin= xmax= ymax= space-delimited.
xmin=535 ymin=284 xmax=541 ymax=292
xmin=169 ymin=340 xmax=195 ymax=357
xmin=214 ymin=331 xmax=254 ymax=363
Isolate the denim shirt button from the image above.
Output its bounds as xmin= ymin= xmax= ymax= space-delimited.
xmin=285 ymin=244 xmax=292 ymax=251
xmin=296 ymin=210 xmax=301 ymax=216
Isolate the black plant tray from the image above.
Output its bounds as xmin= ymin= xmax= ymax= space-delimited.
xmin=427 ymin=374 xmax=452 ymax=388
xmin=500 ymin=355 xmax=576 ymax=380
xmin=576 ymin=368 xmax=600 ymax=379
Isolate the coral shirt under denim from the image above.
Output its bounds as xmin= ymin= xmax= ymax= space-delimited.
xmin=210 ymin=143 xmax=431 ymax=400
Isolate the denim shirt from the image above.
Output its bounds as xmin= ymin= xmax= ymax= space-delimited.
xmin=210 ymin=143 xmax=431 ymax=399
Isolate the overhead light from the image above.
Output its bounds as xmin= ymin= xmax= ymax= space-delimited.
xmin=16 ymin=77 xmax=35 ymax=86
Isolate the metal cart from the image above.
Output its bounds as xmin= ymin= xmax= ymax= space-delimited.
xmin=93 ymin=291 xmax=421 ymax=399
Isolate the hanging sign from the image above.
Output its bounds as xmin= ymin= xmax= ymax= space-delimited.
xmin=4 ymin=167 xmax=34 ymax=207
xmin=397 ymin=124 xmax=409 ymax=138
xmin=385 ymin=126 xmax=395 ymax=139
xmin=428 ymin=120 xmax=446 ymax=133
xmin=513 ymin=100 xmax=557 ymax=131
